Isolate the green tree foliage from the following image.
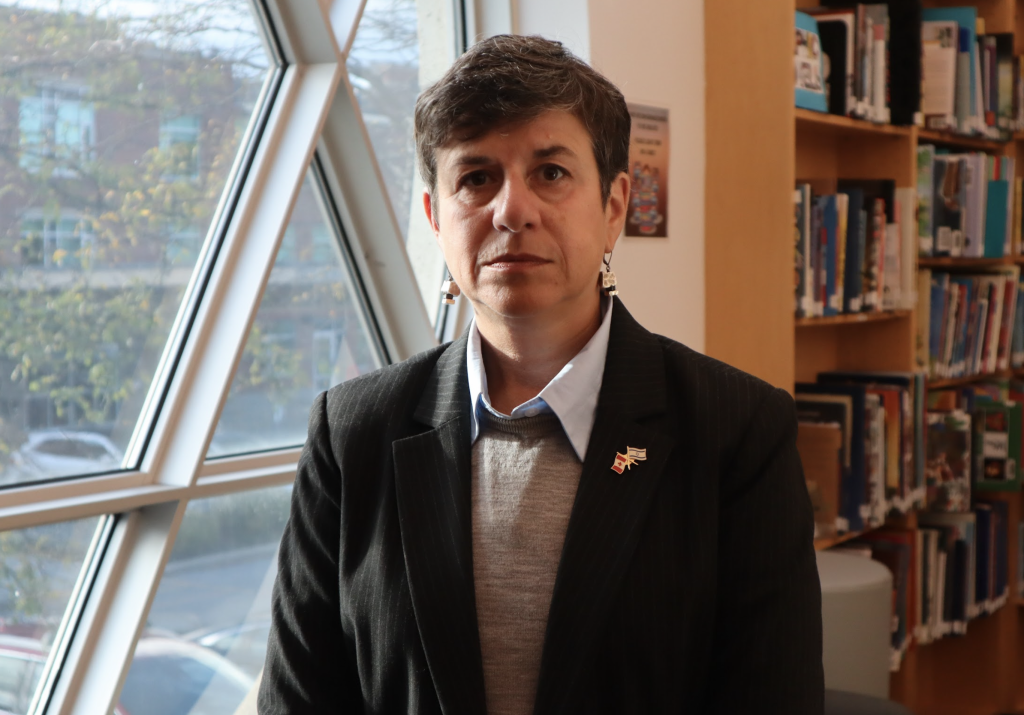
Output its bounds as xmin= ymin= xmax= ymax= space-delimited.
xmin=0 ymin=1 xmax=271 ymax=473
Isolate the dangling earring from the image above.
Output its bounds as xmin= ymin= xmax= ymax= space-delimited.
xmin=601 ymin=252 xmax=618 ymax=297
xmin=441 ymin=271 xmax=461 ymax=305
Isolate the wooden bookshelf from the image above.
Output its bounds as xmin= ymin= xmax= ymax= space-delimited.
xmin=918 ymin=256 xmax=1016 ymax=268
xmin=814 ymin=530 xmax=871 ymax=551
xmin=794 ymin=310 xmax=911 ymax=328
xmin=927 ymin=372 xmax=1015 ymax=389
xmin=706 ymin=0 xmax=1024 ymax=712
xmin=795 ymin=107 xmax=913 ymax=137
xmin=916 ymin=127 xmax=1009 ymax=152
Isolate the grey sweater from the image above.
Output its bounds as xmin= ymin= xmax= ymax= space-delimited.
xmin=471 ymin=410 xmax=584 ymax=715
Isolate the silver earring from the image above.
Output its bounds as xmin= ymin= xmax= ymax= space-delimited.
xmin=602 ymin=253 xmax=618 ymax=297
xmin=441 ymin=272 xmax=461 ymax=305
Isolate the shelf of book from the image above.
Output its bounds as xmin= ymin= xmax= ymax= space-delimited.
xmin=918 ymin=256 xmax=1016 ymax=269
xmin=795 ymin=310 xmax=911 ymax=328
xmin=795 ymin=107 xmax=913 ymax=137
xmin=926 ymin=371 xmax=1015 ymax=389
xmin=915 ymin=127 xmax=1010 ymax=152
xmin=708 ymin=0 xmax=1024 ymax=712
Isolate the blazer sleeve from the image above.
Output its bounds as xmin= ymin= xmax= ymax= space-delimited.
xmin=705 ymin=386 xmax=824 ymax=715
xmin=257 ymin=391 xmax=364 ymax=714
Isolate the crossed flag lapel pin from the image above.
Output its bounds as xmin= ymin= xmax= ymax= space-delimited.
xmin=611 ymin=446 xmax=647 ymax=474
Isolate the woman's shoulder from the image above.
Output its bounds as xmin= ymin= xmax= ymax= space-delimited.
xmin=323 ymin=342 xmax=451 ymax=412
xmin=654 ymin=334 xmax=779 ymax=397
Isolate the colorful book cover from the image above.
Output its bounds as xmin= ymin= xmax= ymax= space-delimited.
xmin=972 ymin=401 xmax=1022 ymax=491
xmin=795 ymin=12 xmax=829 ymax=112
xmin=925 ymin=410 xmax=972 ymax=513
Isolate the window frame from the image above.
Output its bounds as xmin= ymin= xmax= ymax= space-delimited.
xmin=0 ymin=0 xmax=513 ymax=712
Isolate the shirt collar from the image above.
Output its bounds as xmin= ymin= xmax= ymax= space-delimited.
xmin=466 ymin=296 xmax=614 ymax=461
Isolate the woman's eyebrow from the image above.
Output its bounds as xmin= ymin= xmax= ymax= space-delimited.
xmin=534 ymin=145 xmax=576 ymax=160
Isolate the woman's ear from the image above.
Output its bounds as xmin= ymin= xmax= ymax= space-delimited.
xmin=423 ymin=189 xmax=440 ymax=239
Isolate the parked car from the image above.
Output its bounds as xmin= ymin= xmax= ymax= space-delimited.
xmin=187 ymin=620 xmax=270 ymax=678
xmin=5 ymin=430 xmax=123 ymax=485
xmin=0 ymin=634 xmax=253 ymax=715
xmin=118 ymin=636 xmax=255 ymax=715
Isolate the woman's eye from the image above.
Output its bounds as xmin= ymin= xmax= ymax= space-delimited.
xmin=541 ymin=165 xmax=565 ymax=181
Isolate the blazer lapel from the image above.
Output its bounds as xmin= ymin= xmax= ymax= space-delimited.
xmin=392 ymin=335 xmax=488 ymax=715
xmin=533 ymin=299 xmax=679 ymax=715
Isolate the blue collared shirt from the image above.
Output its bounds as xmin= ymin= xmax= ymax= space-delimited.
xmin=466 ymin=297 xmax=614 ymax=461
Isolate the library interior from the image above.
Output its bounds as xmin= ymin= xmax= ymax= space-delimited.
xmin=2 ymin=0 xmax=1023 ymax=713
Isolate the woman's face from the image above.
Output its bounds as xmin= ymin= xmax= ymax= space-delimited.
xmin=424 ymin=110 xmax=628 ymax=328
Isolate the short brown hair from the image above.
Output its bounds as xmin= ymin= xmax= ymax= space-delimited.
xmin=414 ymin=34 xmax=631 ymax=205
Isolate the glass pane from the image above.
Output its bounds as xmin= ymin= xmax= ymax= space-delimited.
xmin=122 ymin=486 xmax=292 ymax=714
xmin=206 ymin=168 xmax=381 ymax=459
xmin=0 ymin=517 xmax=103 ymax=715
xmin=0 ymin=1 xmax=273 ymax=486
xmin=347 ymin=0 xmax=450 ymax=324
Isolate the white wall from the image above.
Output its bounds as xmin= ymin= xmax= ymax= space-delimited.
xmin=515 ymin=0 xmax=706 ymax=351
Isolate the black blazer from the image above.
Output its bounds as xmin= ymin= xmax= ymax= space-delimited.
xmin=258 ymin=298 xmax=824 ymax=715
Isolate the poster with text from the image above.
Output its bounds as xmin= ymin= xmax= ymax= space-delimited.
xmin=626 ymin=103 xmax=669 ymax=238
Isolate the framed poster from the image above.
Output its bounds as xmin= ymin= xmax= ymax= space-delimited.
xmin=626 ymin=103 xmax=669 ymax=238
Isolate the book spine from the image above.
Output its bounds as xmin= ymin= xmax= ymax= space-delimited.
xmin=918 ymin=146 xmax=935 ymax=255
xmin=998 ymin=274 xmax=1018 ymax=370
xmin=873 ymin=22 xmax=886 ymax=122
xmin=897 ymin=187 xmax=916 ymax=309
xmin=795 ymin=188 xmax=807 ymax=317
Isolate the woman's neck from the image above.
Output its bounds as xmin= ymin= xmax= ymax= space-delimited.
xmin=476 ymin=295 xmax=603 ymax=415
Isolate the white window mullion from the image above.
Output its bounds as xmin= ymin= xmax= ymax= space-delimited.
xmin=317 ymin=82 xmax=438 ymax=363
xmin=49 ymin=501 xmax=185 ymax=715
xmin=140 ymin=61 xmax=341 ymax=490
xmin=41 ymin=3 xmax=345 ymax=710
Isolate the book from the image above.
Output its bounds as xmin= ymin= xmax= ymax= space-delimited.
xmin=932 ymin=156 xmax=965 ymax=257
xmin=865 ymin=4 xmax=889 ymax=123
xmin=838 ymin=179 xmax=895 ymax=310
xmin=798 ymin=382 xmax=876 ymax=525
xmin=817 ymin=370 xmax=926 ymax=509
xmin=956 ymin=26 xmax=972 ymax=130
xmin=974 ymin=498 xmax=1010 ymax=605
xmin=922 ymin=7 xmax=978 ymax=128
xmin=916 ymin=268 xmax=932 ymax=371
xmin=984 ymin=179 xmax=1009 ymax=258
xmin=836 ymin=192 xmax=849 ymax=313
xmin=796 ymin=393 xmax=859 ymax=531
xmin=971 ymin=401 xmax=1022 ymax=491
xmin=823 ymin=194 xmax=839 ymax=316
xmin=810 ymin=10 xmax=857 ymax=116
xmin=842 ymin=188 xmax=865 ymax=313
xmin=918 ymin=145 xmax=935 ymax=255
xmin=995 ymin=34 xmax=1014 ymax=135
xmin=795 ymin=12 xmax=829 ymax=112
xmin=896 ymin=187 xmax=917 ymax=309
xmin=921 ymin=20 xmax=959 ymax=128
xmin=795 ymin=185 xmax=813 ymax=317
xmin=925 ymin=410 xmax=972 ymax=512
xmin=918 ymin=512 xmax=976 ymax=622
